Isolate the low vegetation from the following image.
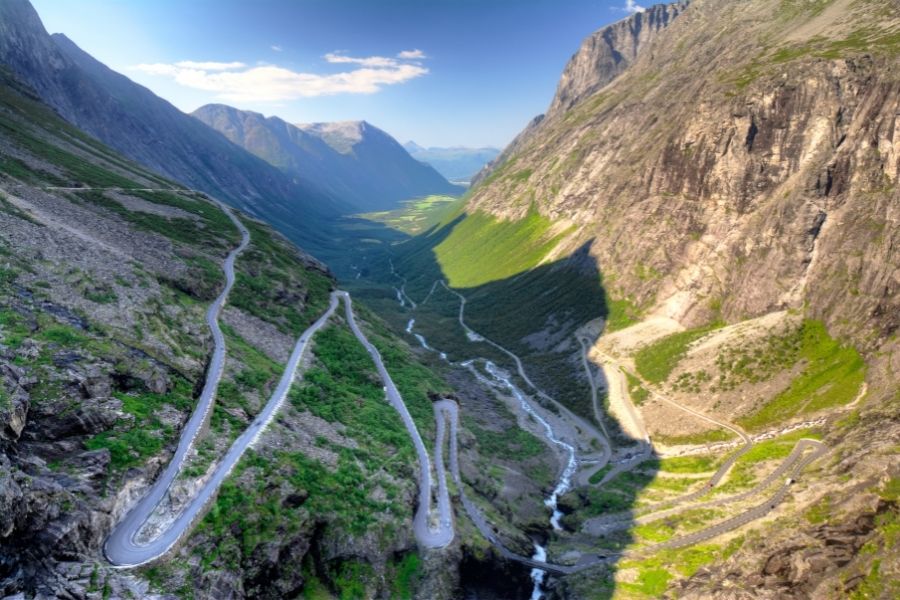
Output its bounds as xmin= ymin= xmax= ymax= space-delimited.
xmin=231 ymin=218 xmax=333 ymax=335
xmin=625 ymin=371 xmax=650 ymax=405
xmin=605 ymin=295 xmax=643 ymax=333
xmin=73 ymin=189 xmax=235 ymax=253
xmin=737 ymin=321 xmax=865 ymax=429
xmin=432 ymin=207 xmax=573 ymax=289
xmin=86 ymin=382 xmax=195 ymax=470
xmin=360 ymin=195 xmax=461 ymax=235
xmin=611 ymin=537 xmax=745 ymax=598
xmin=634 ymin=322 xmax=723 ymax=384
xmin=467 ymin=419 xmax=547 ymax=461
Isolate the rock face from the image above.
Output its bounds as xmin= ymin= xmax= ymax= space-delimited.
xmin=466 ymin=0 xmax=899 ymax=349
xmin=547 ymin=1 xmax=690 ymax=117
xmin=473 ymin=1 xmax=689 ymax=187
xmin=0 ymin=0 xmax=348 ymax=255
xmin=193 ymin=104 xmax=464 ymax=212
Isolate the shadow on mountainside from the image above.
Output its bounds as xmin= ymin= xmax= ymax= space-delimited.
xmin=337 ymin=212 xmax=656 ymax=598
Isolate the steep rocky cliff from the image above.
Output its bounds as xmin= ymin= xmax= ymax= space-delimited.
xmin=469 ymin=0 xmax=898 ymax=347
xmin=385 ymin=0 xmax=899 ymax=597
xmin=473 ymin=1 xmax=690 ymax=187
xmin=547 ymin=0 xmax=690 ymax=117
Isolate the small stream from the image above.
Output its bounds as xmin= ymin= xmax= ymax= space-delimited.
xmin=483 ymin=360 xmax=577 ymax=598
xmin=406 ymin=318 xmax=447 ymax=360
xmin=404 ymin=309 xmax=574 ymax=600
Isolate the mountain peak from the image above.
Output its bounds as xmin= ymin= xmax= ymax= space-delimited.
xmin=294 ymin=120 xmax=381 ymax=154
xmin=547 ymin=0 xmax=690 ymax=118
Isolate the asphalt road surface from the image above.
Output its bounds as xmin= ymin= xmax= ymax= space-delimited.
xmin=105 ymin=205 xmax=341 ymax=567
xmin=339 ymin=291 xmax=454 ymax=548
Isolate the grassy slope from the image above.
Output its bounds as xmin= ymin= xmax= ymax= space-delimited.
xmin=431 ymin=206 xmax=572 ymax=288
xmin=633 ymin=318 xmax=865 ymax=430
xmin=359 ymin=194 xmax=460 ymax=236
xmin=634 ymin=323 xmax=724 ymax=385
xmin=737 ymin=320 xmax=866 ymax=429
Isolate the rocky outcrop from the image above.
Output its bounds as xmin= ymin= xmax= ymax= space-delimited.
xmin=0 ymin=363 xmax=29 ymax=445
xmin=547 ymin=1 xmax=690 ymax=118
xmin=472 ymin=1 xmax=688 ymax=187
xmin=677 ymin=497 xmax=897 ymax=599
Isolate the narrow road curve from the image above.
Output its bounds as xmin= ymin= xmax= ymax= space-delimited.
xmin=641 ymin=440 xmax=827 ymax=553
xmin=339 ymin=291 xmax=454 ymax=549
xmin=105 ymin=204 xmax=356 ymax=566
xmin=586 ymin=438 xmax=823 ymax=535
xmin=105 ymin=203 xmax=252 ymax=566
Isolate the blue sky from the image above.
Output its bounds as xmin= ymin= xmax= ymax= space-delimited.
xmin=30 ymin=0 xmax=644 ymax=148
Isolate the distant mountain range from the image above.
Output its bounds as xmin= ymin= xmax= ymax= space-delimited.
xmin=0 ymin=0 xmax=353 ymax=254
xmin=0 ymin=0 xmax=461 ymax=255
xmin=194 ymin=105 xmax=463 ymax=212
xmin=403 ymin=142 xmax=500 ymax=183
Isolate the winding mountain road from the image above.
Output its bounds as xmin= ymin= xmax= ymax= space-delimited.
xmin=104 ymin=202 xmax=249 ymax=566
xmin=105 ymin=205 xmax=456 ymax=567
xmin=389 ymin=267 xmax=829 ymax=577
xmin=104 ymin=214 xmax=830 ymax=573
xmin=339 ymin=291 xmax=454 ymax=548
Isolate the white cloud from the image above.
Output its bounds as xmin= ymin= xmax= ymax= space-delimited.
xmin=397 ymin=49 xmax=426 ymax=60
xmin=323 ymin=52 xmax=399 ymax=68
xmin=623 ymin=0 xmax=645 ymax=13
xmin=131 ymin=55 xmax=429 ymax=102
xmin=173 ymin=61 xmax=246 ymax=71
xmin=271 ymin=45 xmax=283 ymax=52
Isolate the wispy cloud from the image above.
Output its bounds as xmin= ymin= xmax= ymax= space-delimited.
xmin=397 ymin=49 xmax=426 ymax=60
xmin=270 ymin=45 xmax=283 ymax=52
xmin=622 ymin=0 xmax=645 ymax=13
xmin=323 ymin=52 xmax=399 ymax=68
xmin=174 ymin=61 xmax=246 ymax=71
xmin=131 ymin=50 xmax=429 ymax=102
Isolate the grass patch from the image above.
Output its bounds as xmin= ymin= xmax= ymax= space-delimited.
xmin=634 ymin=322 xmax=723 ymax=384
xmin=605 ymin=295 xmax=643 ymax=332
xmin=359 ymin=195 xmax=461 ymax=235
xmin=805 ymin=495 xmax=832 ymax=524
xmin=589 ymin=464 xmax=614 ymax=484
xmin=432 ymin=207 xmax=573 ymax=288
xmin=230 ymin=218 xmax=333 ymax=335
xmin=737 ymin=320 xmax=865 ymax=429
xmin=291 ymin=319 xmax=441 ymax=451
xmin=625 ymin=371 xmax=650 ymax=405
xmin=651 ymin=429 xmax=734 ymax=446
xmin=291 ymin=325 xmax=417 ymax=460
xmin=85 ymin=380 xmax=195 ymax=470
xmin=656 ymin=455 xmax=717 ymax=474
xmin=389 ymin=553 xmax=422 ymax=600
xmin=468 ymin=420 xmax=547 ymax=461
